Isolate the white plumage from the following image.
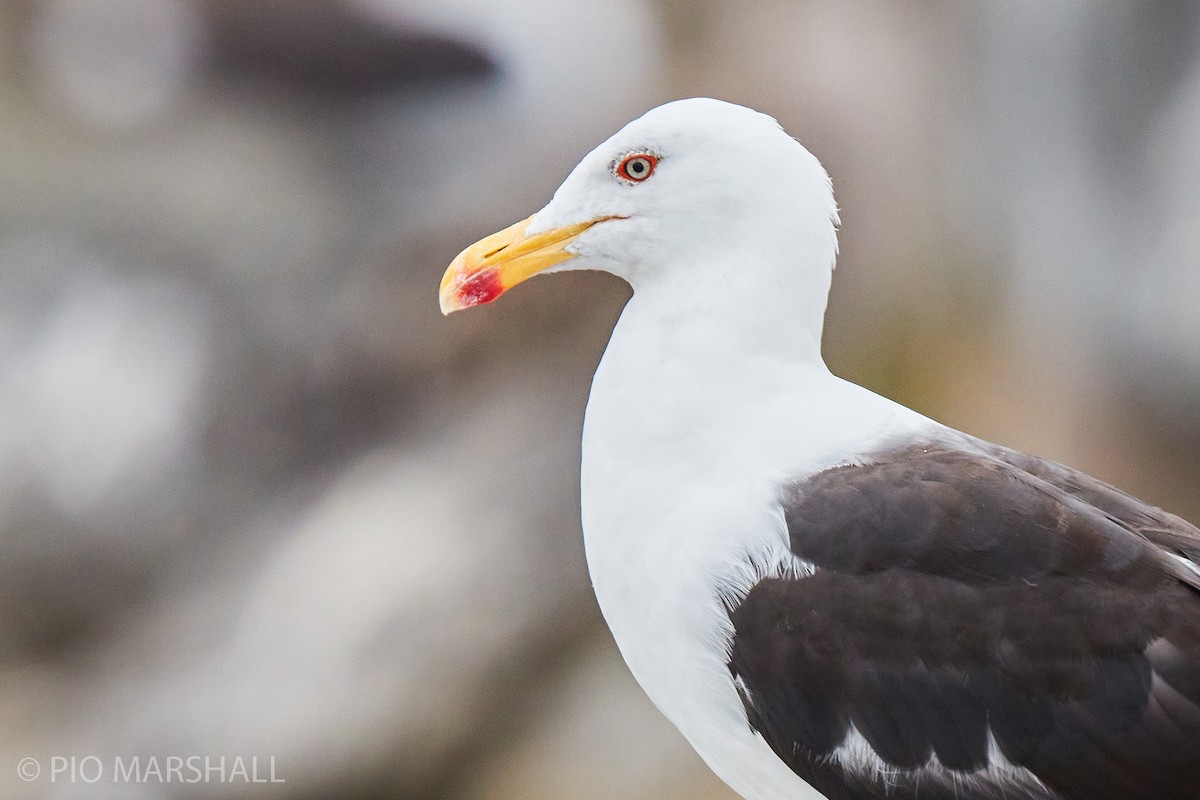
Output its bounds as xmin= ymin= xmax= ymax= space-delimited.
xmin=440 ymin=98 xmax=1200 ymax=800
xmin=529 ymin=99 xmax=925 ymax=796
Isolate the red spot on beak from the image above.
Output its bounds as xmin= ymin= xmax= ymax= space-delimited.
xmin=459 ymin=268 xmax=504 ymax=308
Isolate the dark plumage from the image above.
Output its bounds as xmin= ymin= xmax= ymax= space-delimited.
xmin=728 ymin=439 xmax=1200 ymax=800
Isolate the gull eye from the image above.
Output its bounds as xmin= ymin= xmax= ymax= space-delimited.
xmin=616 ymin=153 xmax=658 ymax=183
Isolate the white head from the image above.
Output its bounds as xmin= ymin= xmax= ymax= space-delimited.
xmin=440 ymin=98 xmax=840 ymax=359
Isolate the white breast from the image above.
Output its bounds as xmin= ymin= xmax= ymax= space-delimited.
xmin=578 ymin=295 xmax=931 ymax=800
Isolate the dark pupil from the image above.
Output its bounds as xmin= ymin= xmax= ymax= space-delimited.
xmin=629 ymin=159 xmax=646 ymax=175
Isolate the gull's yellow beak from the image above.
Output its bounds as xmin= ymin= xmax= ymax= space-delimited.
xmin=439 ymin=215 xmax=613 ymax=314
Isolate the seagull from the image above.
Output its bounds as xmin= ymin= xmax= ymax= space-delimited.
xmin=438 ymin=98 xmax=1200 ymax=800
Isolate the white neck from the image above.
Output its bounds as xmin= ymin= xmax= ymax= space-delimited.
xmin=575 ymin=246 xmax=931 ymax=800
xmin=578 ymin=248 xmax=841 ymax=553
xmin=577 ymin=245 xmax=923 ymax=556
xmin=631 ymin=272 xmax=827 ymax=368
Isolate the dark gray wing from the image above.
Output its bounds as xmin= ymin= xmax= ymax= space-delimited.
xmin=726 ymin=442 xmax=1200 ymax=800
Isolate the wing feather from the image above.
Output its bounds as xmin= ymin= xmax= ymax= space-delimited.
xmin=726 ymin=441 xmax=1200 ymax=800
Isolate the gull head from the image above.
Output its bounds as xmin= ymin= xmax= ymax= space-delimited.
xmin=440 ymin=97 xmax=839 ymax=316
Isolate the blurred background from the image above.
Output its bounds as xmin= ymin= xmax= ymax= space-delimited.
xmin=0 ymin=1 xmax=1198 ymax=798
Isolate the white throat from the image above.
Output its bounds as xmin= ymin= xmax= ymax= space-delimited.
xmin=576 ymin=240 xmax=909 ymax=579
xmin=575 ymin=249 xmax=927 ymax=800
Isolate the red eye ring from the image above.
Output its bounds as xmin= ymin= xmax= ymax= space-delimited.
xmin=616 ymin=153 xmax=658 ymax=183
